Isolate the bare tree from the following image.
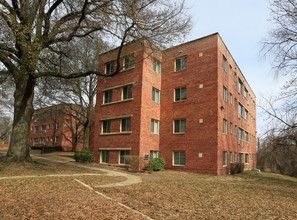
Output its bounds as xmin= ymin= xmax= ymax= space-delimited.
xmin=262 ymin=0 xmax=297 ymax=75
xmin=0 ymin=0 xmax=191 ymax=162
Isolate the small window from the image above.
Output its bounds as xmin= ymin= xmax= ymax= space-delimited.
xmin=235 ymin=125 xmax=237 ymax=135
xmin=230 ymin=94 xmax=233 ymax=104
xmin=244 ymin=88 xmax=248 ymax=99
xmin=245 ymin=131 xmax=249 ymax=142
xmin=101 ymin=150 xmax=109 ymax=163
xmin=105 ymin=61 xmax=114 ymax=75
xmin=239 ymin=128 xmax=243 ymax=140
xmin=239 ymin=103 xmax=243 ymax=116
xmin=238 ymin=79 xmax=243 ymax=94
xmin=245 ymin=154 xmax=249 ymax=163
xmin=175 ymin=87 xmax=186 ymax=101
xmin=102 ymin=120 xmax=111 ymax=133
xmin=153 ymin=58 xmax=161 ymax=74
xmin=230 ymin=122 xmax=233 ymax=133
xmin=151 ymin=119 xmax=159 ymax=134
xmin=152 ymin=88 xmax=160 ymax=103
xmin=174 ymin=119 xmax=186 ymax=133
xmin=175 ymin=56 xmax=187 ymax=71
xmin=34 ymin=138 xmax=39 ymax=143
xmin=55 ymin=136 xmax=59 ymax=143
xmin=104 ymin=90 xmax=113 ymax=104
xmin=223 ymin=151 xmax=227 ymax=166
xmin=75 ymin=137 xmax=81 ymax=144
xmin=223 ymin=55 xmax=227 ymax=71
xmin=123 ymin=85 xmax=132 ymax=100
xmin=121 ymin=118 xmax=131 ymax=132
xmin=124 ymin=54 xmax=134 ymax=69
xmin=239 ymin=153 xmax=243 ymax=163
xmin=223 ymin=86 xmax=227 ymax=102
xmin=35 ymin=126 xmax=39 ymax=132
xmin=230 ymin=152 xmax=233 ymax=163
xmin=150 ymin=151 xmax=158 ymax=159
xmin=56 ymin=123 xmax=60 ymax=129
xmin=245 ymin=109 xmax=248 ymax=120
xmin=173 ymin=151 xmax=185 ymax=165
xmin=120 ymin=150 xmax=130 ymax=164
xmin=47 ymin=137 xmax=49 ymax=142
xmin=223 ymin=119 xmax=227 ymax=134
xmin=41 ymin=137 xmax=45 ymax=143
xmin=42 ymin=125 xmax=46 ymax=131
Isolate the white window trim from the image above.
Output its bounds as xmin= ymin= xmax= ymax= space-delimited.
xmin=172 ymin=151 xmax=186 ymax=166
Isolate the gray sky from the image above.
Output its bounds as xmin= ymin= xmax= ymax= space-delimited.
xmin=184 ymin=0 xmax=284 ymax=135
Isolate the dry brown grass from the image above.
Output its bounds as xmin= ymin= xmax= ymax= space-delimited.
xmin=0 ymin=153 xmax=296 ymax=219
xmin=101 ymin=170 xmax=297 ymax=219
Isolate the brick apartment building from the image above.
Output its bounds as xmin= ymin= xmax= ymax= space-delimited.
xmin=29 ymin=104 xmax=84 ymax=151
xmin=91 ymin=33 xmax=257 ymax=175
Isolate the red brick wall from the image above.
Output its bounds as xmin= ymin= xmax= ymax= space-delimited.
xmin=159 ymin=34 xmax=219 ymax=174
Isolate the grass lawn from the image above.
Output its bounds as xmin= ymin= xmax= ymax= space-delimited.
xmin=101 ymin=170 xmax=297 ymax=219
xmin=0 ymin=154 xmax=296 ymax=219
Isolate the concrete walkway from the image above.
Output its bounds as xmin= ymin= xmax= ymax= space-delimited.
xmin=32 ymin=155 xmax=142 ymax=188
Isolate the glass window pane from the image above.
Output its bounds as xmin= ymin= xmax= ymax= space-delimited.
xmin=154 ymin=120 xmax=159 ymax=133
xmin=175 ymin=88 xmax=180 ymax=101
xmin=152 ymin=89 xmax=155 ymax=102
xmin=151 ymin=120 xmax=154 ymax=133
xmin=128 ymin=85 xmax=132 ymax=98
xmin=182 ymin=57 xmax=187 ymax=70
xmin=176 ymin=59 xmax=181 ymax=71
xmin=181 ymin=119 xmax=186 ymax=132
xmin=156 ymin=90 xmax=160 ymax=103
xmin=174 ymin=120 xmax=180 ymax=133
xmin=181 ymin=87 xmax=186 ymax=100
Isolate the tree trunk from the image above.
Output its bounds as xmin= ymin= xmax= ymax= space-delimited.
xmin=83 ymin=120 xmax=91 ymax=150
xmin=6 ymin=74 xmax=36 ymax=162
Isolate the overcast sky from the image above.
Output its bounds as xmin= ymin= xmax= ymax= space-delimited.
xmin=184 ymin=0 xmax=283 ymax=135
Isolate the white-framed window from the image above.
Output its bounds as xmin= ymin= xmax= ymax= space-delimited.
xmin=223 ymin=86 xmax=228 ymax=102
xmin=121 ymin=117 xmax=131 ymax=132
xmin=244 ymin=88 xmax=248 ymax=99
xmin=223 ymin=151 xmax=227 ymax=166
xmin=175 ymin=56 xmax=187 ymax=71
xmin=47 ymin=137 xmax=49 ymax=142
xmin=150 ymin=151 xmax=158 ymax=159
xmin=124 ymin=54 xmax=134 ymax=69
xmin=239 ymin=128 xmax=243 ymax=140
xmin=229 ymin=65 xmax=232 ymax=76
xmin=55 ymin=136 xmax=59 ymax=143
xmin=239 ymin=103 xmax=243 ymax=116
xmin=101 ymin=150 xmax=109 ymax=163
xmin=51 ymin=136 xmax=54 ymax=142
xmin=230 ymin=152 xmax=233 ymax=163
xmin=75 ymin=137 xmax=81 ymax=144
xmin=238 ymin=79 xmax=243 ymax=94
xmin=102 ymin=120 xmax=111 ymax=133
xmin=122 ymin=85 xmax=132 ymax=100
xmin=34 ymin=138 xmax=39 ymax=144
xmin=239 ymin=153 xmax=243 ymax=163
xmin=230 ymin=122 xmax=233 ymax=133
xmin=41 ymin=137 xmax=45 ymax=143
xmin=175 ymin=87 xmax=186 ymax=101
xmin=230 ymin=93 xmax=233 ymax=104
xmin=174 ymin=119 xmax=186 ymax=133
xmin=223 ymin=119 xmax=227 ymax=134
xmin=152 ymin=87 xmax=160 ymax=103
xmin=245 ymin=109 xmax=248 ymax=120
xmin=245 ymin=154 xmax=249 ymax=163
xmin=105 ymin=61 xmax=114 ymax=75
xmin=245 ymin=131 xmax=249 ymax=142
xmin=223 ymin=55 xmax=227 ymax=71
xmin=104 ymin=90 xmax=112 ymax=104
xmin=41 ymin=125 xmax=46 ymax=131
xmin=173 ymin=151 xmax=185 ymax=166
xmin=120 ymin=150 xmax=130 ymax=164
xmin=151 ymin=119 xmax=159 ymax=134
xmin=52 ymin=124 xmax=55 ymax=129
xmin=153 ymin=58 xmax=161 ymax=74
xmin=35 ymin=126 xmax=39 ymax=132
